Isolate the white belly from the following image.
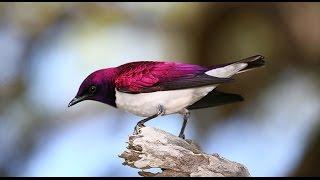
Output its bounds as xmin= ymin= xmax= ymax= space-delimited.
xmin=115 ymin=86 xmax=216 ymax=117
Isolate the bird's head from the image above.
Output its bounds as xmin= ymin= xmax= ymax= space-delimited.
xmin=68 ymin=68 xmax=118 ymax=108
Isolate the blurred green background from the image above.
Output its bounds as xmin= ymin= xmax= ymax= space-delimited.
xmin=0 ymin=2 xmax=320 ymax=177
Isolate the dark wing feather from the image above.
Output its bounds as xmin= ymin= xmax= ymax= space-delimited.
xmin=142 ymin=74 xmax=233 ymax=93
xmin=115 ymin=61 xmax=233 ymax=94
xmin=187 ymin=90 xmax=244 ymax=110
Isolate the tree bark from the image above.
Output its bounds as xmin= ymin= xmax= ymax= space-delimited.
xmin=119 ymin=126 xmax=250 ymax=177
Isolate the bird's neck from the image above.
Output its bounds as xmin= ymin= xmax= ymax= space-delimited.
xmin=101 ymin=68 xmax=119 ymax=108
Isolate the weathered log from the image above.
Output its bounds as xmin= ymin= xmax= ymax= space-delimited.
xmin=119 ymin=126 xmax=250 ymax=177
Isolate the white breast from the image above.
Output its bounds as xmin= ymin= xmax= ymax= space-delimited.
xmin=115 ymin=86 xmax=216 ymax=117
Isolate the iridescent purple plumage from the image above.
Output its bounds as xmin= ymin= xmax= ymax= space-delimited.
xmin=115 ymin=61 xmax=221 ymax=93
xmin=72 ymin=68 xmax=118 ymax=107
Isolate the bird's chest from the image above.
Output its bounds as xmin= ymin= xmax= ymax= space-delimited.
xmin=115 ymin=86 xmax=216 ymax=117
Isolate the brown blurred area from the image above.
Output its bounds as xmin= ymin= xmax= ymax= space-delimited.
xmin=0 ymin=2 xmax=320 ymax=177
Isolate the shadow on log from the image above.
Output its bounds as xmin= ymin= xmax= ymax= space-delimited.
xmin=119 ymin=126 xmax=250 ymax=177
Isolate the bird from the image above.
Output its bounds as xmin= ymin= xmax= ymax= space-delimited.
xmin=68 ymin=55 xmax=265 ymax=139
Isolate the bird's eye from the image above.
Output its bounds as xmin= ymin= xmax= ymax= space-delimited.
xmin=88 ymin=86 xmax=96 ymax=94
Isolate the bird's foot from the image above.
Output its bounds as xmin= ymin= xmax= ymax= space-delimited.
xmin=178 ymin=109 xmax=190 ymax=140
xmin=178 ymin=133 xmax=185 ymax=139
xmin=133 ymin=123 xmax=145 ymax=135
xmin=132 ymin=105 xmax=165 ymax=135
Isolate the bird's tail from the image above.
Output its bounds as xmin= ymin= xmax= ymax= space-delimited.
xmin=234 ymin=55 xmax=265 ymax=73
xmin=205 ymin=55 xmax=265 ymax=78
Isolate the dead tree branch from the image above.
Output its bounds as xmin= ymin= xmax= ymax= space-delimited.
xmin=119 ymin=126 xmax=250 ymax=177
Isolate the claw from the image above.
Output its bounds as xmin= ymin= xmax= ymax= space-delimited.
xmin=178 ymin=133 xmax=185 ymax=139
xmin=132 ymin=105 xmax=165 ymax=135
xmin=133 ymin=123 xmax=145 ymax=135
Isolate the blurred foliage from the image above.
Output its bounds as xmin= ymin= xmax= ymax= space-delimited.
xmin=0 ymin=2 xmax=320 ymax=177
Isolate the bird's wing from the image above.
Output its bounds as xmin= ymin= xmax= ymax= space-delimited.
xmin=187 ymin=90 xmax=244 ymax=110
xmin=115 ymin=61 xmax=233 ymax=94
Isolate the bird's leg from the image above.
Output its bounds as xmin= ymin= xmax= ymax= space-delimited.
xmin=133 ymin=105 xmax=165 ymax=135
xmin=178 ymin=109 xmax=190 ymax=139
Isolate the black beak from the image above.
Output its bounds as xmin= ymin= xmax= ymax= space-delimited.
xmin=68 ymin=95 xmax=88 ymax=107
